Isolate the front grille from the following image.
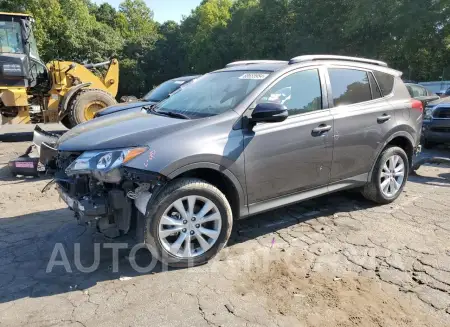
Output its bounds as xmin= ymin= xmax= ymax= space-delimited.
xmin=433 ymin=107 xmax=450 ymax=119
xmin=430 ymin=127 xmax=450 ymax=133
xmin=57 ymin=175 xmax=90 ymax=197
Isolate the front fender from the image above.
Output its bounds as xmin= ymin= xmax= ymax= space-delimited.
xmin=166 ymin=161 xmax=248 ymax=217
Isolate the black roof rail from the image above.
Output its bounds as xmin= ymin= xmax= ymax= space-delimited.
xmin=289 ymin=55 xmax=388 ymax=67
xmin=225 ymin=60 xmax=288 ymax=68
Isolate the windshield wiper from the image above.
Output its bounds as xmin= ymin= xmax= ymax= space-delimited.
xmin=154 ymin=110 xmax=190 ymax=120
xmin=143 ymin=104 xmax=190 ymax=120
xmin=142 ymin=104 xmax=157 ymax=112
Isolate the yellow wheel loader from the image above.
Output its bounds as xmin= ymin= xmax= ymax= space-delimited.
xmin=0 ymin=12 xmax=119 ymax=129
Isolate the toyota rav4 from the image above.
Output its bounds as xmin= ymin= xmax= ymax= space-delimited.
xmin=52 ymin=55 xmax=423 ymax=267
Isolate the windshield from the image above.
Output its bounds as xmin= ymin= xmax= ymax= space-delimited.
xmin=0 ymin=21 xmax=24 ymax=54
xmin=155 ymin=71 xmax=270 ymax=118
xmin=143 ymin=80 xmax=188 ymax=102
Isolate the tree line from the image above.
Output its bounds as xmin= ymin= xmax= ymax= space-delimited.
xmin=2 ymin=0 xmax=450 ymax=98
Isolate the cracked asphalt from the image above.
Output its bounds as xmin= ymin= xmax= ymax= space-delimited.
xmin=1 ymin=141 xmax=450 ymax=327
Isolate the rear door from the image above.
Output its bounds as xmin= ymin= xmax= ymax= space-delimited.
xmin=244 ymin=67 xmax=334 ymax=204
xmin=327 ymin=66 xmax=397 ymax=183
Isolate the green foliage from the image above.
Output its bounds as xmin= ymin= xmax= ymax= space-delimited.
xmin=1 ymin=0 xmax=450 ymax=97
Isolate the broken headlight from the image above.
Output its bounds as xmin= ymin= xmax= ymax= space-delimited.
xmin=65 ymin=147 xmax=148 ymax=177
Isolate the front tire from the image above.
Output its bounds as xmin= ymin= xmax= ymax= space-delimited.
xmin=144 ymin=178 xmax=233 ymax=267
xmin=362 ymin=146 xmax=409 ymax=204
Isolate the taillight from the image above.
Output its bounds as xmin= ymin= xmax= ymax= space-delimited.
xmin=411 ymin=99 xmax=423 ymax=112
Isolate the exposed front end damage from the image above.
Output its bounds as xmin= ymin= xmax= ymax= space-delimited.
xmin=54 ymin=151 xmax=167 ymax=239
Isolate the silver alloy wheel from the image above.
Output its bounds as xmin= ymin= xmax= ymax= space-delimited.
xmin=158 ymin=195 xmax=222 ymax=258
xmin=379 ymin=154 xmax=405 ymax=197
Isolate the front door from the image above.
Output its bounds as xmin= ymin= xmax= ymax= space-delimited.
xmin=243 ymin=67 xmax=334 ymax=204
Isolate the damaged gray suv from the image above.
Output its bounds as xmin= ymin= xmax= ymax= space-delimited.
xmin=53 ymin=55 xmax=423 ymax=267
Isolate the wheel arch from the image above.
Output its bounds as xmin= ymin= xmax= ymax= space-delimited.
xmin=167 ymin=163 xmax=248 ymax=219
xmin=368 ymin=131 xmax=415 ymax=182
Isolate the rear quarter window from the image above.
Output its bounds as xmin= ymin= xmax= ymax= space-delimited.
xmin=373 ymin=71 xmax=395 ymax=96
xmin=368 ymin=73 xmax=382 ymax=99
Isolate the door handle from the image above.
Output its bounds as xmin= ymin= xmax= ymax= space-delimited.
xmin=377 ymin=114 xmax=391 ymax=123
xmin=312 ymin=124 xmax=332 ymax=136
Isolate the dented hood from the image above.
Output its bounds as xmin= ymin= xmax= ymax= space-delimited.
xmin=57 ymin=109 xmax=191 ymax=151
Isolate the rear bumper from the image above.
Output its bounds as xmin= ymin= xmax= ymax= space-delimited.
xmin=423 ymin=119 xmax=450 ymax=143
xmin=424 ymin=131 xmax=450 ymax=143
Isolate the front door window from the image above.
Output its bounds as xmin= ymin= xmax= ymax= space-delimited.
xmin=257 ymin=69 xmax=323 ymax=116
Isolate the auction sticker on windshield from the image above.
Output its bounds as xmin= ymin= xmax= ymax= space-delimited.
xmin=239 ymin=73 xmax=269 ymax=80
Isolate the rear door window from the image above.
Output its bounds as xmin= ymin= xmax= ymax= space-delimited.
xmin=328 ymin=68 xmax=372 ymax=106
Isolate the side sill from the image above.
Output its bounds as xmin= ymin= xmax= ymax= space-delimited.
xmin=242 ymin=173 xmax=368 ymax=218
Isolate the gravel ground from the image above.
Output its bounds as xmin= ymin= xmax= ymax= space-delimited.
xmin=0 ymin=141 xmax=450 ymax=327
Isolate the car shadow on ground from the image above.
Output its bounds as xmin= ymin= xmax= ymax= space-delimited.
xmin=0 ymin=166 xmax=52 ymax=184
xmin=0 ymin=189 xmax=375 ymax=304
xmin=410 ymin=146 xmax=450 ymax=187
xmin=1 ymin=146 xmax=449 ymax=304
xmin=409 ymin=170 xmax=450 ymax=187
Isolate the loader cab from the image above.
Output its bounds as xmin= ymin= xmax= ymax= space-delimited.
xmin=0 ymin=12 xmax=49 ymax=92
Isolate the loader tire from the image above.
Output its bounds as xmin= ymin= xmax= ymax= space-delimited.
xmin=67 ymin=89 xmax=116 ymax=126
xmin=60 ymin=116 xmax=74 ymax=129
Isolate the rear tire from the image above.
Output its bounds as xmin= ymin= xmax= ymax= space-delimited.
xmin=144 ymin=178 xmax=233 ymax=268
xmin=67 ymin=89 xmax=116 ymax=127
xmin=361 ymin=146 xmax=409 ymax=204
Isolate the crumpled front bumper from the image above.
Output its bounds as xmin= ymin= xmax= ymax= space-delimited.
xmin=57 ymin=186 xmax=107 ymax=225
xmin=32 ymin=125 xmax=61 ymax=173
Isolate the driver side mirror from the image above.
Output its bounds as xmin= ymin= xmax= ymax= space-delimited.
xmin=250 ymin=102 xmax=288 ymax=124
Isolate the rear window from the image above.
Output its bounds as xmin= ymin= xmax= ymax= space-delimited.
xmin=373 ymin=71 xmax=395 ymax=96
xmin=328 ymin=68 xmax=372 ymax=106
